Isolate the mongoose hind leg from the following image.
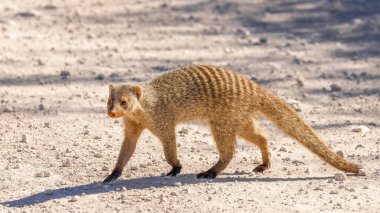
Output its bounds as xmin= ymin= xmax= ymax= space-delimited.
xmin=238 ymin=119 xmax=271 ymax=173
xmin=155 ymin=127 xmax=182 ymax=177
xmin=197 ymin=124 xmax=236 ymax=179
xmin=103 ymin=118 xmax=144 ymax=183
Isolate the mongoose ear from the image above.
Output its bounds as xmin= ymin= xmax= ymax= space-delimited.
xmin=133 ymin=85 xmax=142 ymax=100
xmin=109 ymin=84 xmax=114 ymax=92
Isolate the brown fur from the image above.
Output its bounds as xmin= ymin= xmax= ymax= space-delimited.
xmin=103 ymin=65 xmax=361 ymax=183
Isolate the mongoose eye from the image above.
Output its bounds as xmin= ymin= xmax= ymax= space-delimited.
xmin=120 ymin=100 xmax=127 ymax=108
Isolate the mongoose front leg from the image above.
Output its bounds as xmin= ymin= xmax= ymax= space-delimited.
xmin=238 ymin=120 xmax=271 ymax=173
xmin=197 ymin=124 xmax=236 ymax=179
xmin=156 ymin=128 xmax=182 ymax=177
xmin=103 ymin=119 xmax=144 ymax=183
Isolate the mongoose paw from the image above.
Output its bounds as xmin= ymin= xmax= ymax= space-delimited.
xmin=196 ymin=171 xmax=217 ymax=179
xmin=253 ymin=164 xmax=270 ymax=173
xmin=166 ymin=166 xmax=182 ymax=176
xmin=103 ymin=170 xmax=121 ymax=184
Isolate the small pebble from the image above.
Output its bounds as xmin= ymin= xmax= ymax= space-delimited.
xmin=336 ymin=150 xmax=344 ymax=157
xmin=60 ymin=70 xmax=70 ymax=79
xmin=287 ymin=100 xmax=302 ymax=112
xmin=170 ymin=191 xmax=178 ymax=196
xmin=21 ymin=134 xmax=27 ymax=143
xmin=355 ymin=144 xmax=365 ymax=149
xmin=330 ymin=83 xmax=342 ymax=92
xmin=44 ymin=122 xmax=50 ymax=128
xmin=351 ymin=125 xmax=370 ymax=134
xmin=178 ymin=127 xmax=189 ymax=134
xmin=109 ymin=72 xmax=120 ymax=78
xmin=35 ymin=172 xmax=43 ymax=177
xmin=94 ymin=153 xmax=103 ymax=158
xmin=44 ymin=189 xmax=54 ymax=195
xmin=16 ymin=11 xmax=36 ymax=17
xmin=357 ymin=169 xmax=366 ymax=176
xmin=253 ymin=158 xmax=261 ymax=164
xmin=296 ymin=77 xmax=305 ymax=87
xmin=236 ymin=28 xmax=250 ymax=37
xmin=120 ymin=194 xmax=127 ymax=200
xmin=330 ymin=190 xmax=338 ymax=194
xmin=173 ymin=182 xmax=182 ymax=187
xmin=160 ymin=196 xmax=166 ymax=203
xmin=3 ymin=106 xmax=12 ymax=113
xmin=279 ymin=147 xmax=287 ymax=152
xmin=68 ymin=196 xmax=79 ymax=202
xmin=62 ymin=159 xmax=71 ymax=167
xmin=39 ymin=104 xmax=45 ymax=111
xmin=95 ymin=74 xmax=105 ymax=80
xmin=36 ymin=59 xmax=45 ymax=66
xmin=234 ymin=169 xmax=241 ymax=175
xmin=102 ymin=166 xmax=109 ymax=171
xmin=259 ymin=37 xmax=267 ymax=44
xmin=334 ymin=173 xmax=346 ymax=181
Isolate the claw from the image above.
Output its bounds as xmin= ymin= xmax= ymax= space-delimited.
xmin=103 ymin=170 xmax=121 ymax=183
xmin=253 ymin=163 xmax=270 ymax=173
xmin=166 ymin=166 xmax=182 ymax=177
xmin=196 ymin=170 xmax=217 ymax=179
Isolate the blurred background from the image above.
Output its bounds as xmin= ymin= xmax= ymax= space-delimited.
xmin=1 ymin=0 xmax=379 ymax=87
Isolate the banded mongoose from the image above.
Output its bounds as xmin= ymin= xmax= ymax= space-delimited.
xmin=103 ymin=64 xmax=360 ymax=183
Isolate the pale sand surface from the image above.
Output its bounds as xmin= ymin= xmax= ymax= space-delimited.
xmin=0 ymin=0 xmax=379 ymax=212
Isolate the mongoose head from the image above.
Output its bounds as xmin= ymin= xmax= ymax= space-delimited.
xmin=107 ymin=84 xmax=142 ymax=118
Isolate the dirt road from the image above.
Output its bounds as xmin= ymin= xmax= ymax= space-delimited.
xmin=1 ymin=0 xmax=379 ymax=212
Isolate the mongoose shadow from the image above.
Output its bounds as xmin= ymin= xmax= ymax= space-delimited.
xmin=1 ymin=174 xmax=332 ymax=207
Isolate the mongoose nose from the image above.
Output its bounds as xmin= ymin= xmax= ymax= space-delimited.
xmin=108 ymin=112 xmax=115 ymax=117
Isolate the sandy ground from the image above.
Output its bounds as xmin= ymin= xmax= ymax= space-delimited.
xmin=0 ymin=0 xmax=379 ymax=212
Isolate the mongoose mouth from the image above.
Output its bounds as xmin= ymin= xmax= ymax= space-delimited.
xmin=108 ymin=111 xmax=124 ymax=118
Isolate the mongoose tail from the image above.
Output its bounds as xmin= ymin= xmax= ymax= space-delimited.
xmin=257 ymin=87 xmax=361 ymax=173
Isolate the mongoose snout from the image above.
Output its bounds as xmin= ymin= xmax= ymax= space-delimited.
xmin=108 ymin=111 xmax=123 ymax=118
xmin=108 ymin=111 xmax=116 ymax=117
